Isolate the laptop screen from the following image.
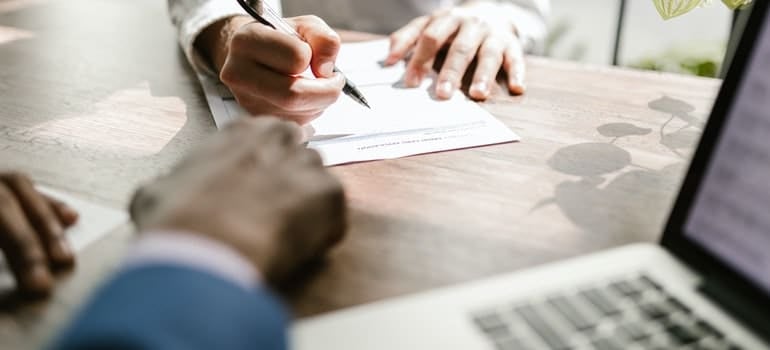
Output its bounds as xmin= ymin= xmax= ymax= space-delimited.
xmin=683 ymin=7 xmax=770 ymax=295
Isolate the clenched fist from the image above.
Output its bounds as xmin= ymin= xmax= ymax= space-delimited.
xmin=197 ymin=15 xmax=345 ymax=125
xmin=129 ymin=117 xmax=346 ymax=284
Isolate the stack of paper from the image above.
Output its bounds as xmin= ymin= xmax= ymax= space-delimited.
xmin=200 ymin=39 xmax=519 ymax=165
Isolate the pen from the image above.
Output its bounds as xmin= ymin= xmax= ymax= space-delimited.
xmin=235 ymin=0 xmax=371 ymax=109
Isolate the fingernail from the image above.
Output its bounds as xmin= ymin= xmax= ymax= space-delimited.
xmin=437 ymin=80 xmax=453 ymax=98
xmin=319 ymin=61 xmax=334 ymax=77
xmin=405 ymin=71 xmax=420 ymax=87
xmin=23 ymin=264 xmax=53 ymax=294
xmin=510 ymin=80 xmax=526 ymax=95
xmin=384 ymin=55 xmax=396 ymax=66
xmin=61 ymin=206 xmax=79 ymax=225
xmin=472 ymin=81 xmax=489 ymax=97
xmin=51 ymin=240 xmax=74 ymax=265
xmin=48 ymin=220 xmax=63 ymax=236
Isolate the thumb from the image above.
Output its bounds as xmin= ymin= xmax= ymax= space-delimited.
xmin=290 ymin=15 xmax=341 ymax=78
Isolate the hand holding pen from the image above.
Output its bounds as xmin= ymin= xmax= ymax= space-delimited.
xmin=194 ymin=3 xmax=360 ymax=124
xmin=236 ymin=0 xmax=370 ymax=109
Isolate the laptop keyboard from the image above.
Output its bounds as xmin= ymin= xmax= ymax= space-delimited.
xmin=472 ymin=274 xmax=741 ymax=350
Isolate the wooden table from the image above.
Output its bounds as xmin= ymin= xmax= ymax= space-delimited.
xmin=0 ymin=0 xmax=721 ymax=348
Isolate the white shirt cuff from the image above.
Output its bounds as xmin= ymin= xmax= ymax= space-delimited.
xmin=465 ymin=1 xmax=548 ymax=53
xmin=124 ymin=231 xmax=260 ymax=290
xmin=177 ymin=1 xmax=247 ymax=75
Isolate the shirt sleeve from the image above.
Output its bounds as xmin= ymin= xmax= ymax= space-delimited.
xmin=167 ymin=0 xmax=248 ymax=75
xmin=124 ymin=230 xmax=261 ymax=290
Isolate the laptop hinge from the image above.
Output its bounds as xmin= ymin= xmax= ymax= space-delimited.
xmin=698 ymin=276 xmax=770 ymax=343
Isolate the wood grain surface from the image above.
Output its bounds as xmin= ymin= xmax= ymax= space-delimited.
xmin=0 ymin=0 xmax=721 ymax=348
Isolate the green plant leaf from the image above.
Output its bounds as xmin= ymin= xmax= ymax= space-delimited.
xmin=722 ymin=0 xmax=752 ymax=10
xmin=653 ymin=0 xmax=705 ymax=20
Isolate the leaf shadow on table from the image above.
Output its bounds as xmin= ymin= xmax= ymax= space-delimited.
xmin=533 ymin=96 xmax=704 ymax=246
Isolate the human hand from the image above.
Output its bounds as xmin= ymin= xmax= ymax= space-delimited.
xmin=129 ymin=118 xmax=346 ymax=284
xmin=385 ymin=3 xmax=527 ymax=100
xmin=197 ymin=15 xmax=345 ymax=125
xmin=0 ymin=173 xmax=78 ymax=297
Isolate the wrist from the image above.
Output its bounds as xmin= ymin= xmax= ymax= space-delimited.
xmin=194 ymin=15 xmax=254 ymax=73
xmin=141 ymin=218 xmax=280 ymax=282
xmin=127 ymin=230 xmax=262 ymax=290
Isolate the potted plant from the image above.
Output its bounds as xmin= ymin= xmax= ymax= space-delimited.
xmin=636 ymin=0 xmax=754 ymax=77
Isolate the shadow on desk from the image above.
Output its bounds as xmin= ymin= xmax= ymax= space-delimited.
xmin=535 ymin=95 xmax=704 ymax=244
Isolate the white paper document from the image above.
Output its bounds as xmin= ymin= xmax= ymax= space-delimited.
xmin=200 ymin=39 xmax=519 ymax=165
xmin=0 ymin=187 xmax=128 ymax=291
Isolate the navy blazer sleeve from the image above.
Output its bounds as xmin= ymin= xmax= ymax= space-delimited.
xmin=51 ymin=265 xmax=289 ymax=350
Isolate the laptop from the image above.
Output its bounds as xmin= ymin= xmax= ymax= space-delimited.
xmin=291 ymin=2 xmax=770 ymax=349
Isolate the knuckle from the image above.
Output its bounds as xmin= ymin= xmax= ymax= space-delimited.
xmin=129 ymin=185 xmax=156 ymax=223
xmin=507 ymin=41 xmax=524 ymax=56
xmin=228 ymin=31 xmax=251 ymax=53
xmin=219 ymin=65 xmax=240 ymax=87
xmin=265 ymin=118 xmax=296 ymax=138
xmin=389 ymin=32 xmax=400 ymax=46
xmin=477 ymin=23 xmax=491 ymax=37
xmin=278 ymin=86 xmax=306 ymax=111
xmin=238 ymin=117 xmax=284 ymax=137
xmin=420 ymin=32 xmax=442 ymax=51
xmin=460 ymin=16 xmax=477 ymax=26
xmin=1 ymin=171 xmax=30 ymax=187
xmin=482 ymin=39 xmax=505 ymax=55
xmin=324 ymin=30 xmax=341 ymax=47
xmin=278 ymin=94 xmax=301 ymax=112
xmin=230 ymin=117 xmax=256 ymax=130
xmin=301 ymin=149 xmax=324 ymax=166
xmin=287 ymin=44 xmax=312 ymax=73
xmin=441 ymin=63 xmax=463 ymax=79
xmin=440 ymin=69 xmax=460 ymax=82
xmin=303 ymin=15 xmax=324 ymax=26
xmin=451 ymin=43 xmax=475 ymax=57
xmin=411 ymin=15 xmax=429 ymax=27
xmin=314 ymin=34 xmax=341 ymax=59
xmin=0 ymin=187 xmax=14 ymax=210
xmin=11 ymin=230 xmax=43 ymax=261
xmin=430 ymin=10 xmax=445 ymax=19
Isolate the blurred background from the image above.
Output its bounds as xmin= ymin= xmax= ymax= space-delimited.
xmin=545 ymin=0 xmax=735 ymax=77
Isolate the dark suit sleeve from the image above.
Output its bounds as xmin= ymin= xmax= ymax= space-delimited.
xmin=50 ymin=265 xmax=289 ymax=350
